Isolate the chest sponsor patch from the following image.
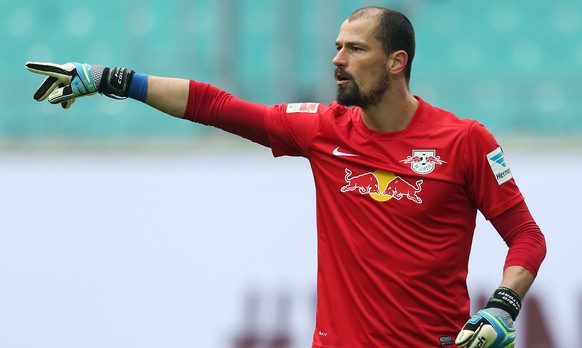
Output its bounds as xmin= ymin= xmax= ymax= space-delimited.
xmin=286 ymin=102 xmax=319 ymax=114
xmin=340 ymin=168 xmax=423 ymax=204
xmin=487 ymin=147 xmax=513 ymax=185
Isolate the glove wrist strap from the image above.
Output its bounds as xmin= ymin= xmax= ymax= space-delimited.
xmin=126 ymin=73 xmax=149 ymax=102
xmin=99 ymin=67 xmax=134 ymax=98
xmin=485 ymin=287 xmax=522 ymax=321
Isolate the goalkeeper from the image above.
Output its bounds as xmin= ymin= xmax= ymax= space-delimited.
xmin=25 ymin=6 xmax=546 ymax=348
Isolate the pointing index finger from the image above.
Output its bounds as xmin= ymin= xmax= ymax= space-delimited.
xmin=25 ymin=62 xmax=76 ymax=79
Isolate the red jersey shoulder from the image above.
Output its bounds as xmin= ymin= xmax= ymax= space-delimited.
xmin=320 ymin=102 xmax=359 ymax=123
xmin=422 ymin=100 xmax=476 ymax=129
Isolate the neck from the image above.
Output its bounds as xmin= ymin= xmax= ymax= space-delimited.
xmin=360 ymin=89 xmax=419 ymax=132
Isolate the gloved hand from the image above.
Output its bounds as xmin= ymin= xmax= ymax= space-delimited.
xmin=25 ymin=62 xmax=134 ymax=109
xmin=456 ymin=287 xmax=521 ymax=348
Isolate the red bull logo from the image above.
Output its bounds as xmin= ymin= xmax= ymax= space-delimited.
xmin=400 ymin=150 xmax=447 ymax=175
xmin=340 ymin=168 xmax=423 ymax=204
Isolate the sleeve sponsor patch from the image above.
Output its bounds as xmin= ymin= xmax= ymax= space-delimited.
xmin=487 ymin=147 xmax=513 ymax=185
xmin=286 ymin=103 xmax=319 ymax=114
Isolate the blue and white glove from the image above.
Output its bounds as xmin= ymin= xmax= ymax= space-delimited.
xmin=25 ymin=62 xmax=134 ymax=109
xmin=456 ymin=287 xmax=522 ymax=348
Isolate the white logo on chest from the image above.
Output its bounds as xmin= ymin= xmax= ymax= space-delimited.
xmin=400 ymin=150 xmax=447 ymax=174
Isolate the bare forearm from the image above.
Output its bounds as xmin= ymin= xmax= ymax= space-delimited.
xmin=500 ymin=265 xmax=535 ymax=299
xmin=145 ymin=76 xmax=190 ymax=118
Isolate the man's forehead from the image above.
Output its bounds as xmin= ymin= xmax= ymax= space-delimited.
xmin=336 ymin=18 xmax=379 ymax=44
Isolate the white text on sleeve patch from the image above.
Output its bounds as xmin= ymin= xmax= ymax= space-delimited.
xmin=286 ymin=103 xmax=319 ymax=114
xmin=487 ymin=147 xmax=513 ymax=185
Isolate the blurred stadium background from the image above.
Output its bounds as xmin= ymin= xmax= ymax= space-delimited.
xmin=3 ymin=0 xmax=582 ymax=147
xmin=1 ymin=0 xmax=581 ymax=347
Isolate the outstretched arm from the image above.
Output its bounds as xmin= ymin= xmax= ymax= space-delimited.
xmin=145 ymin=76 xmax=190 ymax=118
xmin=25 ymin=61 xmax=272 ymax=147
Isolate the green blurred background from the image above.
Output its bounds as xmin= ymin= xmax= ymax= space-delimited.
xmin=3 ymin=0 xmax=581 ymax=149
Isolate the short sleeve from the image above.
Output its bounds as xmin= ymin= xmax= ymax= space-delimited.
xmin=264 ymin=103 xmax=323 ymax=157
xmin=464 ymin=122 xmax=524 ymax=219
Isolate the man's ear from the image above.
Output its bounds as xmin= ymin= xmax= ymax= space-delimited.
xmin=388 ymin=50 xmax=409 ymax=75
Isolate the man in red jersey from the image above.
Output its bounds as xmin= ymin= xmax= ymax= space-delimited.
xmin=26 ymin=6 xmax=545 ymax=348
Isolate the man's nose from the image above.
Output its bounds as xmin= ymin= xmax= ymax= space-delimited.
xmin=332 ymin=48 xmax=347 ymax=67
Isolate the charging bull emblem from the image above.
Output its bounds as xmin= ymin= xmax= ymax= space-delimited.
xmin=340 ymin=169 xmax=382 ymax=194
xmin=383 ymin=176 xmax=423 ymax=204
xmin=341 ymin=168 xmax=423 ymax=204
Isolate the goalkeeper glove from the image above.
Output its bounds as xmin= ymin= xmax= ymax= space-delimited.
xmin=25 ymin=62 xmax=134 ymax=109
xmin=455 ymin=287 xmax=522 ymax=348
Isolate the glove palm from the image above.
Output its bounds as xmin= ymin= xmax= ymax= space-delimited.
xmin=25 ymin=62 xmax=102 ymax=109
xmin=456 ymin=308 xmax=516 ymax=348
xmin=25 ymin=61 xmax=133 ymax=109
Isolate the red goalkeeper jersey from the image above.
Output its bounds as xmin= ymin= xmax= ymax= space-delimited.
xmin=184 ymin=81 xmax=532 ymax=347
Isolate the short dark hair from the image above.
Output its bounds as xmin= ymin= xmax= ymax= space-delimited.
xmin=349 ymin=7 xmax=416 ymax=83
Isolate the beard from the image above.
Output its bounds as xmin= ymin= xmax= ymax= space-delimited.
xmin=336 ymin=69 xmax=390 ymax=109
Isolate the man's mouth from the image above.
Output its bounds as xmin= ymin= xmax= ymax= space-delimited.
xmin=335 ymin=70 xmax=352 ymax=85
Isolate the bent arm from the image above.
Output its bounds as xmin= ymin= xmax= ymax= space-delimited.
xmin=499 ymin=266 xmax=534 ymax=299
xmin=491 ymin=200 xmax=547 ymax=298
xmin=145 ymin=76 xmax=190 ymax=118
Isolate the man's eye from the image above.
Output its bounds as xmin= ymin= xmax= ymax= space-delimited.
xmin=335 ymin=46 xmax=362 ymax=52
